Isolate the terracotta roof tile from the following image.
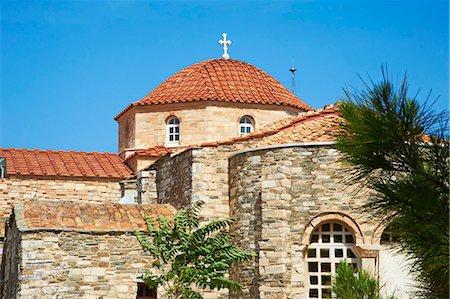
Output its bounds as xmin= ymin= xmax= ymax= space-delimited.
xmin=14 ymin=201 xmax=176 ymax=232
xmin=115 ymin=59 xmax=312 ymax=120
xmin=123 ymin=146 xmax=182 ymax=162
xmin=0 ymin=148 xmax=133 ymax=179
xmin=199 ymin=108 xmax=342 ymax=147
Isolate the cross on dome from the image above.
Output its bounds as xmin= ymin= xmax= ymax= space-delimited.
xmin=218 ymin=33 xmax=232 ymax=59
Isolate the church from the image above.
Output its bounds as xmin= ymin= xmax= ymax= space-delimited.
xmin=0 ymin=34 xmax=415 ymax=298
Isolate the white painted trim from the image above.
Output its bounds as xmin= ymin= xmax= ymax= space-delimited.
xmin=230 ymin=142 xmax=336 ymax=157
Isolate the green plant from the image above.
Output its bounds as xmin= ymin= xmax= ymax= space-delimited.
xmin=333 ymin=261 xmax=381 ymax=299
xmin=135 ymin=201 xmax=255 ymax=299
xmin=336 ymin=69 xmax=449 ymax=298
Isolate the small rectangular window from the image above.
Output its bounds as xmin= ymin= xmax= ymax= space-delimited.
xmin=136 ymin=283 xmax=157 ymax=299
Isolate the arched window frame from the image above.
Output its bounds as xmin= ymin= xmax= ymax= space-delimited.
xmin=306 ymin=221 xmax=361 ymax=299
xmin=166 ymin=116 xmax=180 ymax=145
xmin=239 ymin=116 xmax=254 ymax=136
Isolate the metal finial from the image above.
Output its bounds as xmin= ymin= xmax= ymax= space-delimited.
xmin=289 ymin=67 xmax=296 ymax=94
xmin=218 ymin=33 xmax=232 ymax=59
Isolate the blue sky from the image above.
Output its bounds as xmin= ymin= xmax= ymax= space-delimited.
xmin=1 ymin=0 xmax=448 ymax=153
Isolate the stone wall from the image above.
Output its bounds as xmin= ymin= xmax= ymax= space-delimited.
xmin=7 ymin=228 xmax=154 ymax=299
xmin=118 ymin=102 xmax=299 ymax=152
xmin=0 ymin=176 xmax=122 ymax=226
xmin=229 ymin=145 xmax=380 ymax=299
xmin=152 ymin=150 xmax=193 ymax=209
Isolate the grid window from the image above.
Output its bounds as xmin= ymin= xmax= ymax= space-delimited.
xmin=166 ymin=116 xmax=180 ymax=144
xmin=239 ymin=116 xmax=254 ymax=135
xmin=307 ymin=222 xmax=360 ymax=299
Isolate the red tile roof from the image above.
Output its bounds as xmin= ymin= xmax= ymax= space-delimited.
xmin=14 ymin=201 xmax=176 ymax=232
xmin=123 ymin=146 xmax=178 ymax=162
xmin=0 ymin=148 xmax=133 ymax=179
xmin=199 ymin=108 xmax=342 ymax=147
xmin=115 ymin=59 xmax=313 ymax=120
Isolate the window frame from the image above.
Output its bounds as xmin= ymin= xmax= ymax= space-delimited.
xmin=239 ymin=116 xmax=254 ymax=136
xmin=306 ymin=222 xmax=360 ymax=299
xmin=166 ymin=116 xmax=180 ymax=145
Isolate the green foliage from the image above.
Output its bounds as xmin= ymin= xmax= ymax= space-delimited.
xmin=333 ymin=261 xmax=381 ymax=299
xmin=336 ymin=70 xmax=449 ymax=298
xmin=135 ymin=201 xmax=255 ymax=299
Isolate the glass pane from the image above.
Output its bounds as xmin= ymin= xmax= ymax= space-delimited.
xmin=322 ymin=235 xmax=330 ymax=243
xmin=169 ymin=135 xmax=174 ymax=141
xmin=308 ymin=262 xmax=318 ymax=272
xmin=174 ymin=135 xmax=179 ymax=141
xmin=310 ymin=275 xmax=318 ymax=285
xmin=175 ymin=127 xmax=179 ymax=133
xmin=322 ymin=288 xmax=332 ymax=298
xmin=333 ymin=223 xmax=342 ymax=231
xmin=246 ymin=127 xmax=251 ymax=133
xmin=322 ymin=275 xmax=331 ymax=286
xmin=322 ymin=223 xmax=330 ymax=231
xmin=311 ymin=234 xmax=319 ymax=243
xmin=347 ymin=249 xmax=356 ymax=258
xmin=335 ymin=248 xmax=344 ymax=258
xmin=320 ymin=249 xmax=329 ymax=258
xmin=169 ymin=127 xmax=174 ymax=133
xmin=240 ymin=127 xmax=245 ymax=133
xmin=334 ymin=235 xmax=343 ymax=243
xmin=309 ymin=289 xmax=319 ymax=298
xmin=321 ymin=263 xmax=331 ymax=272
xmin=345 ymin=235 xmax=354 ymax=244
xmin=307 ymin=248 xmax=316 ymax=258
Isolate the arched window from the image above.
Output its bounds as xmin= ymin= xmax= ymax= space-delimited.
xmin=166 ymin=116 xmax=180 ymax=144
xmin=306 ymin=222 xmax=360 ymax=299
xmin=239 ymin=116 xmax=254 ymax=136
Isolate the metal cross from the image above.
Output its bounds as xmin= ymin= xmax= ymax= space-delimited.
xmin=218 ymin=33 xmax=232 ymax=59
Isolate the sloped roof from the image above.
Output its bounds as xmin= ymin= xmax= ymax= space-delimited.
xmin=199 ymin=108 xmax=342 ymax=147
xmin=115 ymin=59 xmax=313 ymax=119
xmin=123 ymin=146 xmax=178 ymax=162
xmin=0 ymin=148 xmax=133 ymax=179
xmin=14 ymin=201 xmax=176 ymax=232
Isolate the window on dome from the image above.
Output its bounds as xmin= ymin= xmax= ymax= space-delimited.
xmin=307 ymin=222 xmax=360 ymax=299
xmin=166 ymin=116 xmax=180 ymax=144
xmin=239 ymin=116 xmax=254 ymax=136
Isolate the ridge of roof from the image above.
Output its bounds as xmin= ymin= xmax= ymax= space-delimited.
xmin=0 ymin=148 xmax=133 ymax=179
xmin=115 ymin=58 xmax=313 ymax=120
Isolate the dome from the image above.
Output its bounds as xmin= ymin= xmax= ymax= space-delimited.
xmin=115 ymin=59 xmax=312 ymax=119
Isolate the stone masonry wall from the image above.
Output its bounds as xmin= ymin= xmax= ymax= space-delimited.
xmin=14 ymin=230 xmax=154 ymax=299
xmin=152 ymin=150 xmax=193 ymax=209
xmin=0 ymin=176 xmax=122 ymax=228
xmin=229 ymin=145 xmax=380 ymax=299
xmin=119 ymin=102 xmax=299 ymax=152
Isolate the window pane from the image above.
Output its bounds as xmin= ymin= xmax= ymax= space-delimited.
xmin=308 ymin=249 xmax=316 ymax=258
xmin=333 ymin=224 xmax=342 ymax=231
xmin=321 ymin=263 xmax=331 ymax=272
xmin=308 ymin=262 xmax=318 ymax=272
xmin=309 ymin=289 xmax=319 ymax=298
xmin=322 ymin=288 xmax=332 ymax=298
xmin=322 ymin=223 xmax=330 ymax=231
xmin=322 ymin=235 xmax=330 ymax=243
xmin=175 ymin=127 xmax=179 ymax=133
xmin=240 ymin=127 xmax=245 ymax=133
xmin=322 ymin=275 xmax=331 ymax=286
xmin=334 ymin=235 xmax=343 ymax=243
xmin=310 ymin=275 xmax=318 ymax=285
xmin=347 ymin=249 xmax=356 ymax=258
xmin=174 ymin=135 xmax=179 ymax=141
xmin=320 ymin=249 xmax=329 ymax=258
xmin=335 ymin=248 xmax=344 ymax=258
xmin=311 ymin=234 xmax=319 ymax=243
xmin=345 ymin=235 xmax=354 ymax=244
xmin=169 ymin=135 xmax=174 ymax=141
